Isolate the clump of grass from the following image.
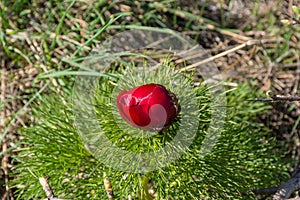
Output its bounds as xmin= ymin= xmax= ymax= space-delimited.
xmin=11 ymin=56 xmax=288 ymax=199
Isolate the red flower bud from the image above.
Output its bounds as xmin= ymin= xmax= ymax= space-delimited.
xmin=116 ymin=83 xmax=179 ymax=131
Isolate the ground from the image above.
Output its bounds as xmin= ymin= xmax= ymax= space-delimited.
xmin=0 ymin=0 xmax=300 ymax=199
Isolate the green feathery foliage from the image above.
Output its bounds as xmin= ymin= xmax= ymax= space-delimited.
xmin=11 ymin=60 xmax=288 ymax=199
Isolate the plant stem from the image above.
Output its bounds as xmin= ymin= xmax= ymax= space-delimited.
xmin=140 ymin=172 xmax=154 ymax=200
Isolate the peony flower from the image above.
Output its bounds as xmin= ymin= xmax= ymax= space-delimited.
xmin=116 ymin=83 xmax=179 ymax=131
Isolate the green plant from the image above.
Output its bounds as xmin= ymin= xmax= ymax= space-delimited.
xmin=11 ymin=58 xmax=288 ymax=199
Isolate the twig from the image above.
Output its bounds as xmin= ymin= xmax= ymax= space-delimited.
xmin=39 ymin=177 xmax=64 ymax=200
xmin=0 ymin=69 xmax=12 ymax=200
xmin=291 ymin=49 xmax=300 ymax=95
xmin=178 ymin=39 xmax=274 ymax=72
xmin=248 ymin=95 xmax=300 ymax=102
xmin=273 ymin=169 xmax=300 ymax=200
xmin=287 ymin=197 xmax=300 ymax=200
xmin=39 ymin=177 xmax=54 ymax=199
xmin=253 ymin=169 xmax=300 ymax=199
xmin=253 ymin=187 xmax=279 ymax=195
xmin=104 ymin=177 xmax=114 ymax=199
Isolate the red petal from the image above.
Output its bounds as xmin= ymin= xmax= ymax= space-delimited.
xmin=131 ymin=83 xmax=157 ymax=100
xmin=147 ymin=104 xmax=167 ymax=129
xmin=116 ymin=91 xmax=136 ymax=126
xmin=129 ymin=104 xmax=150 ymax=127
